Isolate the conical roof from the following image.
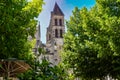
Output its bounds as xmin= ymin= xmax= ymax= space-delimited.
xmin=52 ymin=2 xmax=64 ymax=16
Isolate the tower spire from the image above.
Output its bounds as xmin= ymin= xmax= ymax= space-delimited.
xmin=38 ymin=21 xmax=40 ymax=40
xmin=52 ymin=2 xmax=64 ymax=15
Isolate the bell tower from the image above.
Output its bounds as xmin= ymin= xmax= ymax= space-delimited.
xmin=46 ymin=2 xmax=65 ymax=65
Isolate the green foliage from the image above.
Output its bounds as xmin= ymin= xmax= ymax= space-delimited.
xmin=18 ymin=47 xmax=69 ymax=80
xmin=18 ymin=58 xmax=68 ymax=80
xmin=63 ymin=0 xmax=120 ymax=79
xmin=0 ymin=0 xmax=44 ymax=61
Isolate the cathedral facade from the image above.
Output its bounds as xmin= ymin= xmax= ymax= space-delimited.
xmin=46 ymin=3 xmax=65 ymax=65
xmin=34 ymin=3 xmax=65 ymax=65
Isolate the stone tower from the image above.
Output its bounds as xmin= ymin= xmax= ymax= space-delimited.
xmin=46 ymin=3 xmax=65 ymax=65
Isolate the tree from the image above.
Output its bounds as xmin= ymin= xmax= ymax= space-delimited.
xmin=0 ymin=0 xmax=44 ymax=62
xmin=18 ymin=47 xmax=69 ymax=80
xmin=18 ymin=58 xmax=68 ymax=80
xmin=62 ymin=0 xmax=120 ymax=79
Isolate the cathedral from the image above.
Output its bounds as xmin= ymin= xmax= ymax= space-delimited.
xmin=34 ymin=2 xmax=65 ymax=65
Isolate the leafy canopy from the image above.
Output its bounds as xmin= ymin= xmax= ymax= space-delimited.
xmin=63 ymin=0 xmax=120 ymax=79
xmin=0 ymin=0 xmax=44 ymax=61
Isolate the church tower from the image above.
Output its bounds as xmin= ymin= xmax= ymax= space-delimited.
xmin=46 ymin=3 xmax=65 ymax=65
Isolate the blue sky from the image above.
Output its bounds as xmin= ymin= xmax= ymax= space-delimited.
xmin=38 ymin=0 xmax=96 ymax=43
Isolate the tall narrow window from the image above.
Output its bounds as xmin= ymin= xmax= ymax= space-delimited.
xmin=59 ymin=19 xmax=62 ymax=26
xmin=55 ymin=29 xmax=58 ymax=38
xmin=55 ymin=19 xmax=57 ymax=26
xmin=49 ymin=34 xmax=51 ymax=40
xmin=60 ymin=29 xmax=63 ymax=38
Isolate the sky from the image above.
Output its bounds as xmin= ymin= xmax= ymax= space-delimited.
xmin=38 ymin=0 xmax=96 ymax=43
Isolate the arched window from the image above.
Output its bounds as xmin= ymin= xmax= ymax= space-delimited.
xmin=55 ymin=29 xmax=58 ymax=38
xmin=55 ymin=19 xmax=57 ymax=26
xmin=60 ymin=29 xmax=63 ymax=38
xmin=49 ymin=34 xmax=51 ymax=40
xmin=59 ymin=19 xmax=62 ymax=26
